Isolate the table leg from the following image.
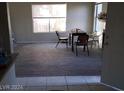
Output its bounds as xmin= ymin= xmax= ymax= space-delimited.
xmin=69 ymin=34 xmax=71 ymax=46
xmin=72 ymin=35 xmax=74 ymax=52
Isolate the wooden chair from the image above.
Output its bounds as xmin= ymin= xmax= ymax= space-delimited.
xmin=55 ymin=31 xmax=69 ymax=48
xmin=75 ymin=33 xmax=89 ymax=56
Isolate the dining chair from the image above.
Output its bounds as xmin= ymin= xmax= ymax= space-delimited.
xmin=55 ymin=31 xmax=69 ymax=48
xmin=75 ymin=33 xmax=89 ymax=56
xmin=88 ymin=33 xmax=101 ymax=49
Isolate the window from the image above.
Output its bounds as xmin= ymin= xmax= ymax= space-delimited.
xmin=94 ymin=3 xmax=103 ymax=32
xmin=32 ymin=4 xmax=66 ymax=33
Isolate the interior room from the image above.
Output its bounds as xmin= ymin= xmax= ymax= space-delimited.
xmin=10 ymin=2 xmax=104 ymax=77
xmin=0 ymin=2 xmax=124 ymax=91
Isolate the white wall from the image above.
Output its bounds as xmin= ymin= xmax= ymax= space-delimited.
xmin=9 ymin=2 xmax=94 ymax=43
xmin=101 ymin=3 xmax=124 ymax=90
xmin=66 ymin=3 xmax=94 ymax=33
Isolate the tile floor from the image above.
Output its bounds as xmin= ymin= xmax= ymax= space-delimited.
xmin=3 ymin=76 xmax=117 ymax=91
xmin=15 ymin=43 xmax=102 ymax=77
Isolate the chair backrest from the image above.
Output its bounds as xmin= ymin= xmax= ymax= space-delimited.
xmin=55 ymin=31 xmax=60 ymax=39
xmin=77 ymin=33 xmax=89 ymax=45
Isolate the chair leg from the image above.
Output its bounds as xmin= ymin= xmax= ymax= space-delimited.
xmin=97 ymin=40 xmax=100 ymax=48
xmin=76 ymin=45 xmax=78 ymax=56
xmin=90 ymin=41 xmax=93 ymax=49
xmin=83 ymin=45 xmax=86 ymax=52
xmin=66 ymin=40 xmax=68 ymax=48
xmin=87 ymin=45 xmax=89 ymax=56
xmin=56 ymin=41 xmax=60 ymax=48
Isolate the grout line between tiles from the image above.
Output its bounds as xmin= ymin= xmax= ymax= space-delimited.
xmin=65 ymin=76 xmax=69 ymax=90
xmin=46 ymin=76 xmax=48 ymax=91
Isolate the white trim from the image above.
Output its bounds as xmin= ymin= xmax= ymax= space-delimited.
xmin=100 ymin=82 xmax=123 ymax=91
xmin=7 ymin=3 xmax=14 ymax=54
xmin=16 ymin=41 xmax=57 ymax=44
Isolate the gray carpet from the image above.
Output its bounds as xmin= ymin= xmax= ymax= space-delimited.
xmin=15 ymin=43 xmax=102 ymax=77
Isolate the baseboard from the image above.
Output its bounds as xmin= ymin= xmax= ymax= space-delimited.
xmin=16 ymin=41 xmax=57 ymax=44
xmin=100 ymin=82 xmax=123 ymax=91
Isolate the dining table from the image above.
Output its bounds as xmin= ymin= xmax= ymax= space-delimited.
xmin=69 ymin=32 xmax=87 ymax=52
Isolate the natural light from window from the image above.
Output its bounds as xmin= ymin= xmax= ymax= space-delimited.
xmin=95 ymin=3 xmax=103 ymax=32
xmin=32 ymin=4 xmax=66 ymax=33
